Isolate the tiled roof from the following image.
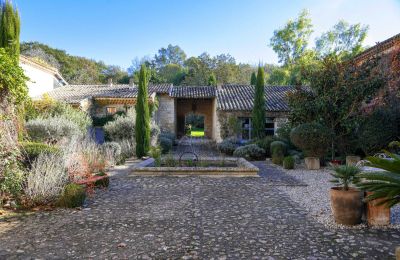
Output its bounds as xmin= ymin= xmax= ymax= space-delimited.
xmin=217 ymin=85 xmax=296 ymax=112
xmin=48 ymin=83 xmax=172 ymax=103
xmin=170 ymin=86 xmax=216 ymax=98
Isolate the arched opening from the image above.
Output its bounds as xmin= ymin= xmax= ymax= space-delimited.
xmin=185 ymin=112 xmax=205 ymax=137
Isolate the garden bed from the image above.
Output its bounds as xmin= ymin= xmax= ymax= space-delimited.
xmin=130 ymin=157 xmax=259 ymax=177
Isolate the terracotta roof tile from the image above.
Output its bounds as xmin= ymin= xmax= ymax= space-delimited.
xmin=170 ymin=86 xmax=216 ymax=98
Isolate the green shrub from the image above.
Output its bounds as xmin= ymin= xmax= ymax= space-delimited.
xmin=57 ymin=183 xmax=86 ymax=208
xmin=26 ymin=116 xmax=82 ymax=143
xmin=283 ymin=156 xmax=295 ymax=169
xmin=118 ymin=139 xmax=135 ymax=160
xmin=233 ymin=144 xmax=265 ymax=160
xmin=104 ymin=115 xmax=135 ymax=142
xmin=163 ymin=153 xmax=177 ymax=167
xmin=159 ymin=137 xmax=172 ymax=154
xmin=20 ymin=141 xmax=60 ymax=167
xmin=276 ymin=123 xmax=295 ymax=148
xmin=149 ymin=146 xmax=162 ymax=166
xmin=159 ymin=131 xmax=176 ymax=145
xmin=253 ymin=136 xmax=275 ymax=157
xmin=218 ymin=139 xmax=238 ymax=155
xmin=270 ymin=141 xmax=287 ymax=156
xmin=272 ymin=148 xmax=284 ymax=165
xmin=102 ymin=142 xmax=122 ymax=165
xmin=290 ymin=123 xmax=332 ymax=157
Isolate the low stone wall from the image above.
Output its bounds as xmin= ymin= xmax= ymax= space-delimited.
xmin=130 ymin=157 xmax=259 ymax=177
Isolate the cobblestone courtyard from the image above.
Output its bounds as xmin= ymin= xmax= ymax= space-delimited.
xmin=0 ymin=160 xmax=400 ymax=259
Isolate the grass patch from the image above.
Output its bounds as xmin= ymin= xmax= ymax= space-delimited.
xmin=190 ymin=128 xmax=204 ymax=137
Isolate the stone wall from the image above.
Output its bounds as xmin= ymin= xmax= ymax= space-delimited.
xmin=215 ymin=110 xmax=289 ymax=142
xmin=156 ymin=94 xmax=176 ymax=135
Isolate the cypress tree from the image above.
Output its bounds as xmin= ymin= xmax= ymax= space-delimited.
xmin=0 ymin=0 xmax=20 ymax=58
xmin=208 ymin=73 xmax=217 ymax=86
xmin=250 ymin=72 xmax=257 ymax=85
xmin=135 ymin=64 xmax=151 ymax=158
xmin=251 ymin=66 xmax=266 ymax=139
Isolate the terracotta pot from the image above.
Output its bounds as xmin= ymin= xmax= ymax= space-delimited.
xmin=366 ymin=191 xmax=390 ymax=226
xmin=330 ymin=187 xmax=363 ymax=225
xmin=346 ymin=156 xmax=360 ymax=166
xmin=330 ymin=159 xmax=341 ymax=166
xmin=305 ymin=157 xmax=320 ymax=170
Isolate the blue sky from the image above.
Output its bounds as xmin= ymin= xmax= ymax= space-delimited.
xmin=17 ymin=0 xmax=400 ymax=69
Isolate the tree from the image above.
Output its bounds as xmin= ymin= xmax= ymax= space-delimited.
xmin=158 ymin=63 xmax=186 ymax=85
xmin=269 ymin=9 xmax=313 ymax=67
xmin=315 ymin=20 xmax=368 ymax=59
xmin=252 ymin=67 xmax=266 ymax=139
xmin=135 ymin=65 xmax=150 ymax=158
xmin=154 ymin=44 xmax=186 ymax=68
xmin=287 ymin=54 xmax=386 ymax=159
xmin=250 ymin=72 xmax=257 ymax=85
xmin=0 ymin=0 xmax=20 ymax=58
xmin=102 ymin=65 xmax=129 ymax=84
xmin=208 ymin=73 xmax=217 ymax=86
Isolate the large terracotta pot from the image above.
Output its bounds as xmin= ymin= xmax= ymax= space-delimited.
xmin=366 ymin=191 xmax=390 ymax=226
xmin=330 ymin=187 xmax=363 ymax=225
xmin=305 ymin=157 xmax=320 ymax=170
xmin=346 ymin=156 xmax=360 ymax=166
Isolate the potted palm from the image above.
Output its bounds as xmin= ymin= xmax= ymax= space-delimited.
xmin=357 ymin=152 xmax=399 ymax=226
xmin=330 ymin=165 xmax=363 ymax=225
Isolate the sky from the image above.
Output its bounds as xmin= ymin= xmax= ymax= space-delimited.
xmin=17 ymin=0 xmax=400 ymax=70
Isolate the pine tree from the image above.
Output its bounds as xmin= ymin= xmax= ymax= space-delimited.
xmin=208 ymin=73 xmax=217 ymax=86
xmin=251 ymin=67 xmax=266 ymax=139
xmin=135 ymin=64 xmax=151 ymax=157
xmin=250 ymin=72 xmax=257 ymax=85
xmin=0 ymin=0 xmax=20 ymax=58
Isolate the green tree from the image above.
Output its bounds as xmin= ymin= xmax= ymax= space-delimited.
xmin=287 ymin=54 xmax=386 ymax=159
xmin=208 ymin=73 xmax=217 ymax=86
xmin=315 ymin=20 xmax=368 ymax=59
xmin=269 ymin=9 xmax=313 ymax=67
xmin=158 ymin=63 xmax=186 ymax=85
xmin=135 ymin=65 xmax=151 ymax=158
xmin=250 ymin=72 xmax=257 ymax=85
xmin=154 ymin=44 xmax=187 ymax=68
xmin=252 ymin=67 xmax=266 ymax=139
xmin=0 ymin=0 xmax=20 ymax=58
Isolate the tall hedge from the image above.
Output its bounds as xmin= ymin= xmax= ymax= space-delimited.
xmin=135 ymin=65 xmax=150 ymax=157
xmin=0 ymin=0 xmax=20 ymax=58
xmin=252 ymin=67 xmax=265 ymax=139
xmin=250 ymin=72 xmax=257 ymax=85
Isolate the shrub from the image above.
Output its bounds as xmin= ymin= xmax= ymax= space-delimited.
xmin=160 ymin=131 xmax=175 ymax=145
xmin=149 ymin=146 xmax=162 ymax=166
xmin=118 ymin=139 xmax=135 ymax=160
xmin=103 ymin=142 xmax=122 ymax=166
xmin=94 ymin=172 xmax=110 ymax=188
xmin=270 ymin=141 xmax=287 ymax=157
xmin=276 ymin=123 xmax=295 ymax=148
xmin=159 ymin=137 xmax=172 ymax=154
xmin=283 ymin=156 xmax=295 ymax=169
xmin=163 ymin=153 xmax=177 ymax=167
xmin=20 ymin=141 xmax=60 ymax=167
xmin=253 ymin=136 xmax=275 ymax=157
xmin=233 ymin=144 xmax=265 ymax=160
xmin=25 ymin=153 xmax=68 ymax=205
xmin=26 ymin=116 xmax=82 ymax=143
xmin=290 ymin=123 xmax=331 ymax=157
xmin=57 ymin=183 xmax=86 ymax=208
xmin=218 ymin=139 xmax=238 ymax=155
xmin=272 ymin=147 xmax=285 ymax=165
xmin=104 ymin=115 xmax=135 ymax=142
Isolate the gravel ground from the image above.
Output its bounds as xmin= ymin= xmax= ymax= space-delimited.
xmin=275 ymin=163 xmax=400 ymax=230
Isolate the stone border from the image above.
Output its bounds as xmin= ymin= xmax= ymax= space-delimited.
xmin=130 ymin=157 xmax=259 ymax=177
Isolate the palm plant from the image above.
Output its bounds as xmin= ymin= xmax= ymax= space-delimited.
xmin=330 ymin=165 xmax=361 ymax=191
xmin=357 ymin=152 xmax=400 ymax=207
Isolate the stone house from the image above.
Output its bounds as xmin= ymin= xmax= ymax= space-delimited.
xmin=48 ymin=83 xmax=294 ymax=142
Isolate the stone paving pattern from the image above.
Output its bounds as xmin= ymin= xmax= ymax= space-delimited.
xmin=0 ymin=159 xmax=400 ymax=259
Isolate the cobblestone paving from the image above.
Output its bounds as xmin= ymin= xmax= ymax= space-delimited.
xmin=0 ymin=160 xmax=400 ymax=259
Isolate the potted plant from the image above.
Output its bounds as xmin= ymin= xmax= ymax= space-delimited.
xmin=357 ymin=152 xmax=399 ymax=226
xmin=346 ymin=155 xmax=360 ymax=166
xmin=330 ymin=165 xmax=363 ymax=225
xmin=290 ymin=123 xmax=332 ymax=170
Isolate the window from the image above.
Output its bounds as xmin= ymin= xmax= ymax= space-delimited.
xmin=265 ymin=117 xmax=275 ymax=136
xmin=239 ymin=117 xmax=251 ymax=140
xmin=106 ymin=107 xmax=117 ymax=115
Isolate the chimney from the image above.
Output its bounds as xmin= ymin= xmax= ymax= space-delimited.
xmin=107 ymin=78 xmax=113 ymax=86
xmin=129 ymin=78 xmax=135 ymax=87
xmin=217 ymin=84 xmax=222 ymax=91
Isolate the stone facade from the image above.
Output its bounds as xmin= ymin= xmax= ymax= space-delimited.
xmin=156 ymin=94 xmax=176 ymax=134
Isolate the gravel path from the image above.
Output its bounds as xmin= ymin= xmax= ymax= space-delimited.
xmin=1 ymin=159 xmax=400 ymax=258
xmin=275 ymin=163 xmax=400 ymax=230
